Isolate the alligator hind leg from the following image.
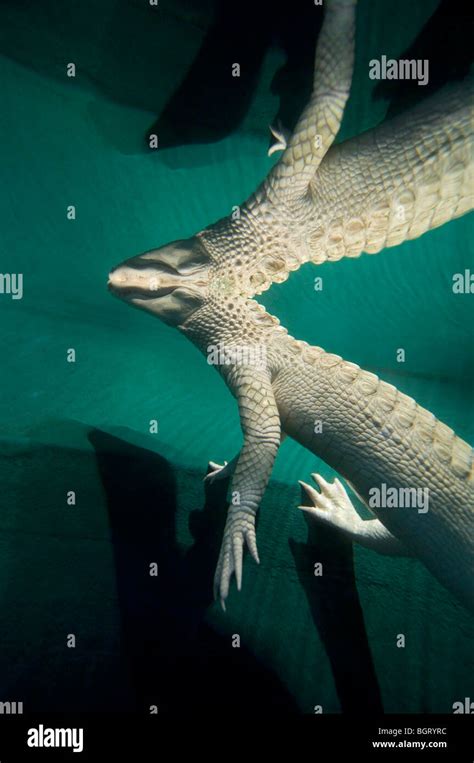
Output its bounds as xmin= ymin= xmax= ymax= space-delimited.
xmin=298 ymin=473 xmax=412 ymax=557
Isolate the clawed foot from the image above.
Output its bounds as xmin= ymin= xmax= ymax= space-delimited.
xmin=267 ymin=120 xmax=290 ymax=157
xmin=298 ymin=473 xmax=363 ymax=533
xmin=204 ymin=460 xmax=231 ymax=484
xmin=213 ymin=511 xmax=260 ymax=611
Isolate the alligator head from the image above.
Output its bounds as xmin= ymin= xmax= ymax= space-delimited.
xmin=108 ymin=237 xmax=211 ymax=327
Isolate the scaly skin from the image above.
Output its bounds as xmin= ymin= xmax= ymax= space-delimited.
xmin=272 ymin=334 xmax=474 ymax=613
xmin=108 ymin=0 xmax=474 ymax=610
xmin=180 ymin=299 xmax=473 ymax=611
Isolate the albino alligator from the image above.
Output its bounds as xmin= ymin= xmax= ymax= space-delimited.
xmin=109 ymin=0 xmax=474 ymax=611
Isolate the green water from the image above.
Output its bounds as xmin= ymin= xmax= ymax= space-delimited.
xmin=0 ymin=0 xmax=472 ymax=714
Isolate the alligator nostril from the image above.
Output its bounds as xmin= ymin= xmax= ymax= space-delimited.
xmin=109 ymin=270 xmax=127 ymax=286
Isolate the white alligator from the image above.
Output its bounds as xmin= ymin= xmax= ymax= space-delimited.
xmin=108 ymin=0 xmax=473 ymax=611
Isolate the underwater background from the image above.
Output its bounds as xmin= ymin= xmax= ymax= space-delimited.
xmin=0 ymin=0 xmax=472 ymax=714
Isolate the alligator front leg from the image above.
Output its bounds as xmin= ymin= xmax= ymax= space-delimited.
xmin=299 ymin=473 xmax=412 ymax=557
xmin=213 ymin=368 xmax=281 ymax=609
xmin=205 ymin=434 xmax=287 ymax=484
